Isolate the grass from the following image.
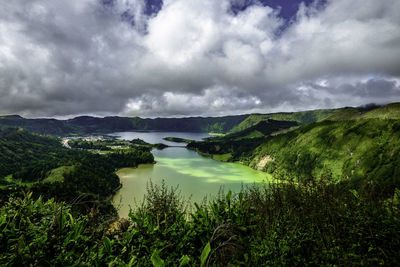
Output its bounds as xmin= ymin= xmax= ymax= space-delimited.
xmin=42 ymin=166 xmax=75 ymax=183
xmin=208 ymin=132 xmax=226 ymax=136
xmin=2 ymin=180 xmax=399 ymax=266
xmin=235 ymin=130 xmax=264 ymax=140
xmin=212 ymin=153 xmax=232 ymax=162
xmin=0 ymin=174 xmax=37 ymax=188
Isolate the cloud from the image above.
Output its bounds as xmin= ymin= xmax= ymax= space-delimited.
xmin=0 ymin=0 xmax=399 ymax=117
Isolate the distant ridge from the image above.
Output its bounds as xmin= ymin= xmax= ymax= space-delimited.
xmin=188 ymin=101 xmax=400 ymax=190
xmin=325 ymin=102 xmax=400 ymax=121
xmin=1 ymin=102 xmax=399 ymax=136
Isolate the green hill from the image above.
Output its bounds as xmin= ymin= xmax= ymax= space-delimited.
xmin=213 ymin=119 xmax=298 ymax=141
xmin=0 ymin=114 xmax=249 ymax=135
xmin=0 ymin=128 xmax=153 ymax=204
xmin=324 ymin=108 xmax=363 ymax=121
xmin=324 ymin=103 xmax=400 ymax=121
xmin=3 ymin=103 xmax=397 ymax=136
xmin=249 ymin=119 xmax=400 ymax=192
xmin=229 ymin=109 xmax=339 ymax=133
xmin=0 ymin=115 xmax=81 ymax=135
xmin=190 ymin=102 xmax=400 ymax=195
xmin=362 ymin=102 xmax=400 ymax=119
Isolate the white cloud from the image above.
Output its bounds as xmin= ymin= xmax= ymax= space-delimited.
xmin=0 ymin=0 xmax=399 ymax=117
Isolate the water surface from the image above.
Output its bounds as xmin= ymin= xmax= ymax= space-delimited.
xmin=108 ymin=131 xmax=210 ymax=146
xmin=112 ymin=132 xmax=272 ymax=217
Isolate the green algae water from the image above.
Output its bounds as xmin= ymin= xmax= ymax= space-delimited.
xmin=111 ymin=132 xmax=272 ymax=217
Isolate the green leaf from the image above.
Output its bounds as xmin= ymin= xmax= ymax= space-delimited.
xmin=67 ymin=213 xmax=74 ymax=224
xmin=151 ymin=249 xmax=165 ymax=267
xmin=103 ymin=237 xmax=112 ymax=254
xmin=238 ymin=192 xmax=244 ymax=202
xmin=179 ymin=255 xmax=191 ymax=266
xmin=127 ymin=256 xmax=137 ymax=267
xmin=350 ymin=189 xmax=359 ymax=199
xmin=200 ymin=242 xmax=211 ymax=267
xmin=226 ymin=190 xmax=232 ymax=204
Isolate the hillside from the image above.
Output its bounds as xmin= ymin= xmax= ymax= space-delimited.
xmin=0 ymin=114 xmax=249 ymax=135
xmin=190 ymin=102 xmax=400 ymax=195
xmin=187 ymin=119 xmax=298 ymax=161
xmin=0 ymin=128 xmax=153 ymax=204
xmin=0 ymin=115 xmax=81 ymax=135
xmin=324 ymin=103 xmax=400 ymax=121
xmin=362 ymin=102 xmax=400 ymax=119
xmin=249 ymin=119 xmax=400 ymax=193
xmin=211 ymin=119 xmax=298 ymax=141
xmin=0 ymin=128 xmax=68 ymax=178
xmin=229 ymin=108 xmax=339 ymax=133
xmin=1 ymin=105 xmax=400 ymax=265
xmin=2 ymin=104 xmax=396 ymax=136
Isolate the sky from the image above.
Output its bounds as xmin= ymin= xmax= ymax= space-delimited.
xmin=0 ymin=0 xmax=400 ymax=118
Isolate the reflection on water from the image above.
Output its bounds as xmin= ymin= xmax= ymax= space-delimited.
xmin=108 ymin=131 xmax=211 ymax=146
xmin=113 ymin=146 xmax=273 ymax=218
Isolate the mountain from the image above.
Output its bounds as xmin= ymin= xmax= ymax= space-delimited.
xmin=0 ymin=102 xmax=397 ymax=138
xmin=189 ymin=102 xmax=400 ymax=195
xmin=0 ymin=108 xmax=340 ymax=136
xmin=324 ymin=103 xmax=400 ymax=121
xmin=0 ymin=115 xmax=80 ymax=135
xmin=211 ymin=119 xmax=298 ymax=141
xmin=0 ymin=114 xmax=249 ymax=135
xmin=229 ymin=108 xmax=339 ymax=133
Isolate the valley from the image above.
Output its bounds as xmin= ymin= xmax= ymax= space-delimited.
xmin=1 ymin=102 xmax=400 ymax=266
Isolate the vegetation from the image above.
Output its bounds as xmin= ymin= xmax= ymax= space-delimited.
xmin=250 ymin=119 xmax=400 ymax=190
xmin=1 ymin=180 xmax=399 ymax=266
xmin=229 ymin=108 xmax=338 ymax=133
xmin=163 ymin=137 xmax=193 ymax=144
xmin=0 ymin=128 xmax=154 ymax=211
xmin=0 ymin=114 xmax=249 ymax=135
xmin=214 ymin=119 xmax=298 ymax=141
xmin=0 ymin=115 xmax=81 ymax=135
xmin=0 ymin=104 xmax=396 ymax=137
xmin=69 ymin=139 xmax=112 ymax=151
xmin=190 ymin=103 xmax=400 ymax=197
xmin=1 ymin=102 xmax=400 ymax=265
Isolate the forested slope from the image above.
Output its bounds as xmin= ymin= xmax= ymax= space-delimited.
xmin=0 ymin=128 xmax=153 ymax=206
xmin=229 ymin=108 xmax=338 ymax=133
xmin=250 ymin=119 xmax=400 ymax=194
xmin=189 ymin=103 xmax=400 ymax=196
xmin=0 ymin=114 xmax=249 ymax=135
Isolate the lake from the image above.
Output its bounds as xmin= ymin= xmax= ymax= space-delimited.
xmin=111 ymin=132 xmax=272 ymax=217
xmin=108 ymin=131 xmax=210 ymax=146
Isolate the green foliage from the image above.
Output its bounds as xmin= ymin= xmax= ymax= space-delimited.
xmin=179 ymin=255 xmax=191 ymax=266
xmin=0 ymin=193 xmax=94 ymax=266
xmin=191 ymin=113 xmax=400 ymax=198
xmin=1 ymin=103 xmax=400 ymax=265
xmin=229 ymin=108 xmax=338 ymax=133
xmin=248 ymin=119 xmax=400 ymax=196
xmin=2 ymin=180 xmax=400 ymax=266
xmin=151 ymin=249 xmax=165 ymax=267
xmin=0 ymin=115 xmax=81 ymax=135
xmin=0 ymin=103 xmax=398 ymax=136
xmin=221 ymin=120 xmax=297 ymax=141
xmin=0 ymin=128 xmax=70 ymax=178
xmin=0 ymin=113 xmax=249 ymax=135
xmin=204 ymin=122 xmax=226 ymax=133
xmin=362 ymin=102 xmax=400 ymax=119
xmin=0 ymin=128 xmax=154 ymax=212
xmin=163 ymin=137 xmax=193 ymax=143
xmin=42 ymin=166 xmax=74 ymax=183
xmin=200 ymin=242 xmax=211 ymax=267
xmin=69 ymin=139 xmax=111 ymax=150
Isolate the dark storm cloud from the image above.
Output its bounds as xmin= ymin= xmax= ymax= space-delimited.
xmin=342 ymin=79 xmax=400 ymax=98
xmin=0 ymin=0 xmax=399 ymax=118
